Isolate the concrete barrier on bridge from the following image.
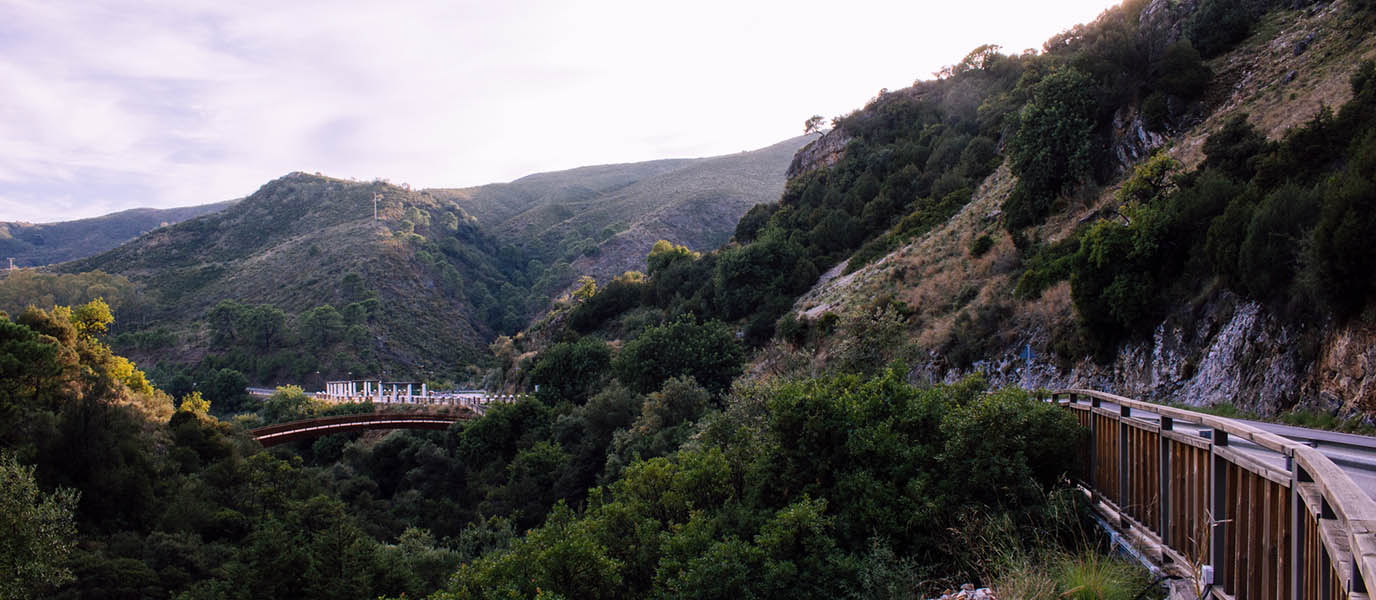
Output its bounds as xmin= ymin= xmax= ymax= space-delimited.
xmin=314 ymin=381 xmax=524 ymax=413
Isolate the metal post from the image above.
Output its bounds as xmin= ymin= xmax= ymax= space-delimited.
xmin=1291 ymin=463 xmax=1308 ymax=600
xmin=1160 ymin=416 xmax=1172 ymax=542
xmin=1210 ymin=429 xmax=1230 ymax=587
xmin=1088 ymin=395 xmax=1098 ymax=497
xmin=1120 ymin=405 xmax=1131 ymax=522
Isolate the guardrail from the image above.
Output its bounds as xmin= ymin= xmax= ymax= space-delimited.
xmin=1046 ymin=389 xmax=1376 ymax=600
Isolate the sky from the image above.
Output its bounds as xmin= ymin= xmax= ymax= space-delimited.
xmin=0 ymin=0 xmax=1121 ymax=223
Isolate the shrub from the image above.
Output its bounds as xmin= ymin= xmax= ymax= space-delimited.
xmin=969 ymin=234 xmax=995 ymax=258
xmin=529 ymin=337 xmax=613 ymax=405
xmin=1005 ymin=67 xmax=1097 ymax=230
xmin=613 ymin=318 xmax=743 ymax=395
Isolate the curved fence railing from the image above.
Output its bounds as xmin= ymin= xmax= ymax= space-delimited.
xmin=1045 ymin=389 xmax=1376 ymax=600
xmin=250 ymin=413 xmax=466 ymax=446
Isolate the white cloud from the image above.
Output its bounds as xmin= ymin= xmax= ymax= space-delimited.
xmin=0 ymin=0 xmax=1120 ymax=222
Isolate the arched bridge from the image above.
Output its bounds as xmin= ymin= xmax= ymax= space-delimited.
xmin=250 ymin=413 xmax=471 ymax=447
xmin=1049 ymin=389 xmax=1376 ymax=600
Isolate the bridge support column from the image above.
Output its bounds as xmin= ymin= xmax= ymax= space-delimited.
xmin=1210 ymin=429 xmax=1230 ymax=589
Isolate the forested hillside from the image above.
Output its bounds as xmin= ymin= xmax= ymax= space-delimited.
xmin=787 ymin=0 xmax=1376 ymax=419
xmin=515 ymin=0 xmax=1376 ymax=422
xmin=432 ymin=135 xmax=814 ymax=284
xmin=51 ymin=172 xmax=530 ymax=392
xmin=0 ymin=137 xmax=806 ymax=394
xmin=7 ymin=0 xmax=1376 ymax=598
xmin=0 ymin=200 xmax=235 ymax=267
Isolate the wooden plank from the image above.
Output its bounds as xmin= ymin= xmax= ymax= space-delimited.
xmin=1264 ymin=479 xmax=1276 ymax=600
xmin=1214 ymin=444 xmax=1293 ymax=487
xmin=1238 ymin=459 xmax=1249 ymax=594
xmin=1163 ymin=428 xmax=1213 ymax=449
xmin=1236 ymin=466 xmax=1249 ymax=599
xmin=1250 ymin=473 xmax=1264 ymax=599
xmin=1278 ymin=482 xmax=1288 ymax=600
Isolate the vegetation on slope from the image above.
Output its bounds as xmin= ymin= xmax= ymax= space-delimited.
xmin=431 ymin=135 xmax=813 ymax=287
xmin=0 ymin=300 xmax=1112 ymax=600
xmin=0 ymin=200 xmax=235 ymax=268
xmin=43 ymin=173 xmax=538 ymax=387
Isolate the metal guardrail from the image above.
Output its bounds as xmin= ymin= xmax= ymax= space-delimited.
xmin=1047 ymin=389 xmax=1376 ymax=600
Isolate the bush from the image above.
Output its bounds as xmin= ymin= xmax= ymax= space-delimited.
xmin=1014 ymin=235 xmax=1081 ymax=300
xmin=969 ymin=234 xmax=995 ymax=258
xmin=1153 ymin=40 xmax=1211 ymax=99
xmin=529 ymin=337 xmax=612 ymax=405
xmin=613 ymin=318 xmax=743 ymax=395
xmin=1005 ymin=68 xmax=1096 ymax=230
xmin=1186 ymin=0 xmax=1258 ymax=58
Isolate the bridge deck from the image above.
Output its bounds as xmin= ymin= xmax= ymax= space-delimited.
xmin=250 ymin=413 xmax=468 ymax=446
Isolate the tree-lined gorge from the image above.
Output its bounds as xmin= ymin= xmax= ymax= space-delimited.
xmin=4 ymin=0 xmax=1376 ymax=597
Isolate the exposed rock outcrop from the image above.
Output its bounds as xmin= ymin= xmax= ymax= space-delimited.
xmin=926 ymin=289 xmax=1376 ymax=422
xmin=786 ymin=128 xmax=851 ymax=178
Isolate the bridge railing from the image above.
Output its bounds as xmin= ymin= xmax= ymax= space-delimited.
xmin=1046 ymin=389 xmax=1376 ymax=600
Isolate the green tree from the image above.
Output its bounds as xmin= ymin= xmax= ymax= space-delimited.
xmin=529 ymin=337 xmax=612 ymax=405
xmin=1202 ymin=114 xmax=1268 ymax=181
xmin=178 ymin=391 xmax=211 ymax=415
xmin=612 ymin=318 xmax=743 ymax=395
xmin=0 ymin=452 xmax=79 ymax=599
xmin=70 ymin=297 xmax=114 ymax=342
xmin=1005 ymin=67 xmax=1097 ymax=230
xmin=299 ymin=304 xmax=346 ymax=347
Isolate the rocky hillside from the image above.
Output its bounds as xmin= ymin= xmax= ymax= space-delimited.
xmin=61 ymin=173 xmax=526 ymax=383
xmin=781 ymin=0 xmax=1376 ymax=419
xmin=22 ymin=134 xmax=810 ymax=386
xmin=0 ymin=200 xmax=235 ymax=267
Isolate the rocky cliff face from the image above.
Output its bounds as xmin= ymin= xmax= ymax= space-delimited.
xmin=786 ymin=128 xmax=852 ymax=178
xmin=925 ymin=290 xmax=1376 ymax=421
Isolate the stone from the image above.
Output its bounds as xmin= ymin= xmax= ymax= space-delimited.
xmin=1294 ymin=33 xmax=1315 ymax=56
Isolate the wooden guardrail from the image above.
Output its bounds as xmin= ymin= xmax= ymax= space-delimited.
xmin=1046 ymin=389 xmax=1376 ymax=600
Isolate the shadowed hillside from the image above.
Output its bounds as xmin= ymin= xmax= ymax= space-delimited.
xmin=0 ymin=201 xmax=236 ymax=267
xmin=61 ymin=173 xmax=532 ymax=383
xmin=432 ymin=135 xmax=815 ymax=285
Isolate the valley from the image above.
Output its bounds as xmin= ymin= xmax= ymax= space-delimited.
xmin=3 ymin=0 xmax=1376 ymax=598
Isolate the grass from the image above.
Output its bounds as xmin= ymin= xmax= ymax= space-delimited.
xmin=951 ymin=490 xmax=1163 ymax=600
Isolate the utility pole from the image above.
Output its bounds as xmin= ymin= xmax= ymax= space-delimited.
xmin=373 ymin=193 xmax=381 ymax=222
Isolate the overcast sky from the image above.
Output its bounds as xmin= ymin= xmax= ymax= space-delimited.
xmin=0 ymin=0 xmax=1120 ymax=223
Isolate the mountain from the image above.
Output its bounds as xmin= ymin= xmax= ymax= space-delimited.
xmin=506 ymin=0 xmax=1376 ymax=424
xmin=0 ymin=201 xmax=236 ymax=267
xmin=778 ymin=0 xmax=1376 ymax=418
xmin=431 ymin=135 xmax=815 ymax=283
xmin=61 ymin=173 xmax=526 ymax=383
xmin=32 ymin=136 xmax=808 ymax=386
